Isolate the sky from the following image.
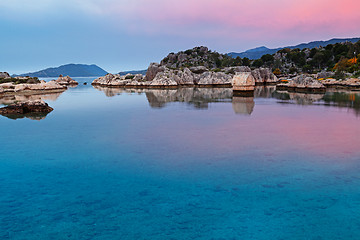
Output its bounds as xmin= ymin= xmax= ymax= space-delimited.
xmin=1 ymin=0 xmax=360 ymax=74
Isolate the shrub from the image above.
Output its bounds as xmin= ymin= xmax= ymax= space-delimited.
xmin=273 ymin=68 xmax=281 ymax=76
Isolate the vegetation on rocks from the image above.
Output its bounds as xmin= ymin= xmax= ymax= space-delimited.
xmin=249 ymin=40 xmax=360 ymax=78
xmin=0 ymin=77 xmax=40 ymax=85
xmin=160 ymin=46 xmax=243 ymax=69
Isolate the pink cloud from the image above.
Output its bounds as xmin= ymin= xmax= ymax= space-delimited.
xmin=102 ymin=0 xmax=360 ymax=44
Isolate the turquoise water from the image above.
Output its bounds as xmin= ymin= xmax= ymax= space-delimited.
xmin=1 ymin=77 xmax=360 ymax=239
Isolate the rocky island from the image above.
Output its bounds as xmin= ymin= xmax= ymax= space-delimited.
xmin=92 ymin=43 xmax=360 ymax=93
xmin=92 ymin=47 xmax=278 ymax=89
xmin=0 ymin=100 xmax=54 ymax=120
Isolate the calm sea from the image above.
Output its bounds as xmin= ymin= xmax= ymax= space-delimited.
xmin=1 ymin=77 xmax=360 ymax=239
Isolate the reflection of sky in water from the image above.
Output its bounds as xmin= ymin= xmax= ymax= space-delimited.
xmin=1 ymin=82 xmax=360 ymax=239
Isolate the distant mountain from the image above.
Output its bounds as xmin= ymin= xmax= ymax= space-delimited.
xmin=228 ymin=37 xmax=360 ymax=60
xmin=15 ymin=64 xmax=108 ymax=77
xmin=119 ymin=69 xmax=147 ymax=75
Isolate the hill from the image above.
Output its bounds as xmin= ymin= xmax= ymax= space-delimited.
xmin=119 ymin=70 xmax=147 ymax=75
xmin=229 ymin=37 xmax=360 ymax=60
xmin=15 ymin=64 xmax=108 ymax=77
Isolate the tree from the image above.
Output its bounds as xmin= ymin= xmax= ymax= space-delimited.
xmin=252 ymin=59 xmax=264 ymax=68
xmin=261 ymin=54 xmax=274 ymax=63
xmin=242 ymin=57 xmax=250 ymax=66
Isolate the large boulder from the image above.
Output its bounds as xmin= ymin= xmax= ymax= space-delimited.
xmin=0 ymin=72 xmax=10 ymax=79
xmin=0 ymin=100 xmax=53 ymax=114
xmin=251 ymin=68 xmax=278 ymax=84
xmin=145 ymin=63 xmax=166 ymax=81
xmin=279 ymin=75 xmax=326 ymax=92
xmin=175 ymin=68 xmax=195 ymax=85
xmin=55 ymin=75 xmax=78 ymax=85
xmin=224 ymin=66 xmax=251 ymax=74
xmin=232 ymin=72 xmax=255 ymax=91
xmin=316 ymin=71 xmax=335 ymax=79
xmin=150 ymin=70 xmax=178 ymax=87
xmin=189 ymin=66 xmax=208 ymax=74
xmin=197 ymin=71 xmax=232 ymax=86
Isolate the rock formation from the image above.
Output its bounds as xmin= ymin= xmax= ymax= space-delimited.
xmin=0 ymin=81 xmax=66 ymax=95
xmin=251 ymin=68 xmax=278 ymax=85
xmin=0 ymin=72 xmax=11 ymax=79
xmin=232 ymin=72 xmax=255 ymax=96
xmin=55 ymin=75 xmax=78 ymax=85
xmin=322 ymin=78 xmax=360 ymax=88
xmin=0 ymin=100 xmax=53 ymax=120
xmin=277 ymin=75 xmax=326 ymax=93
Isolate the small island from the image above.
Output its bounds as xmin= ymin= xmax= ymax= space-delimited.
xmin=91 ymin=41 xmax=360 ymax=94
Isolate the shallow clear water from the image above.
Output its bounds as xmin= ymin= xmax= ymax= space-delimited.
xmin=1 ymin=78 xmax=360 ymax=239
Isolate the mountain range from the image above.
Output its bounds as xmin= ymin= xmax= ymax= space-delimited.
xmin=15 ymin=64 xmax=108 ymax=78
xmin=228 ymin=37 xmax=360 ymax=60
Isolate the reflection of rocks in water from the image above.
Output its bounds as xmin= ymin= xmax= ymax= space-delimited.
xmin=3 ymin=112 xmax=51 ymax=120
xmin=254 ymin=86 xmax=276 ymax=98
xmin=0 ymin=92 xmax=63 ymax=106
xmin=93 ymin=85 xmax=146 ymax=97
xmin=232 ymin=97 xmax=255 ymax=115
xmin=323 ymin=91 xmax=360 ymax=115
xmin=145 ymin=88 xmax=233 ymax=109
xmin=288 ymin=92 xmax=324 ymax=105
xmin=274 ymin=90 xmax=324 ymax=105
xmin=94 ymin=86 xmax=233 ymax=109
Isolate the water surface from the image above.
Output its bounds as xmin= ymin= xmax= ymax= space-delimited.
xmin=1 ymin=79 xmax=360 ymax=239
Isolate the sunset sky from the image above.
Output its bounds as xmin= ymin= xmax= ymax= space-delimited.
xmin=1 ymin=0 xmax=359 ymax=74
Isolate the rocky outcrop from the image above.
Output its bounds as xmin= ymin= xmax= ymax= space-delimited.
xmin=93 ymin=62 xmax=275 ymax=88
xmin=197 ymin=71 xmax=232 ymax=86
xmin=145 ymin=63 xmax=165 ymax=81
xmin=0 ymin=100 xmax=53 ymax=120
xmin=224 ymin=66 xmax=251 ymax=74
xmin=277 ymin=75 xmax=326 ymax=93
xmin=55 ymin=75 xmax=78 ymax=85
xmin=322 ymin=78 xmax=360 ymax=89
xmin=0 ymin=72 xmax=11 ymax=79
xmin=92 ymin=73 xmax=148 ymax=87
xmin=232 ymin=72 xmax=255 ymax=93
xmin=316 ymin=71 xmax=335 ymax=79
xmin=251 ymin=68 xmax=278 ymax=85
xmin=0 ymin=81 xmax=66 ymax=95
xmin=189 ymin=66 xmax=208 ymax=74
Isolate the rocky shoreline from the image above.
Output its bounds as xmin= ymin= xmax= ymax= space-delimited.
xmin=92 ymin=63 xmax=278 ymax=88
xmin=0 ymin=73 xmax=78 ymax=96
